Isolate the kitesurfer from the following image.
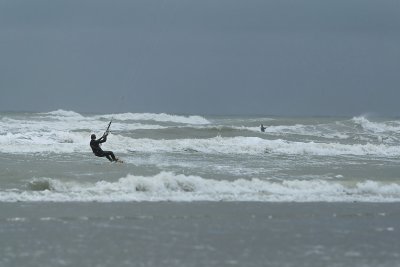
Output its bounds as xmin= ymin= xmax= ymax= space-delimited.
xmin=260 ymin=124 xmax=266 ymax=132
xmin=90 ymin=133 xmax=119 ymax=162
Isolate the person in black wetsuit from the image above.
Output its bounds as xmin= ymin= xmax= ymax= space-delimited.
xmin=90 ymin=133 xmax=118 ymax=162
xmin=260 ymin=124 xmax=266 ymax=132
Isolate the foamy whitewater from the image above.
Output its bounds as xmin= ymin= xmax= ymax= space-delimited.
xmin=1 ymin=110 xmax=400 ymax=202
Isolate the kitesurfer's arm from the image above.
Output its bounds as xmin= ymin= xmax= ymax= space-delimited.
xmin=98 ymin=134 xmax=107 ymax=143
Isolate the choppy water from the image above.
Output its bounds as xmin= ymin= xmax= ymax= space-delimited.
xmin=1 ymin=109 xmax=400 ymax=202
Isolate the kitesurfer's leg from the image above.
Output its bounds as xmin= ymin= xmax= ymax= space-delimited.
xmin=103 ymin=151 xmax=117 ymax=161
xmin=110 ymin=151 xmax=117 ymax=161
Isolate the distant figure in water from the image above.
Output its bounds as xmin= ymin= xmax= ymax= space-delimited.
xmin=90 ymin=133 xmax=119 ymax=162
xmin=260 ymin=124 xmax=266 ymax=132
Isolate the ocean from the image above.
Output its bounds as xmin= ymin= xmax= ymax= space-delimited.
xmin=0 ymin=110 xmax=399 ymax=266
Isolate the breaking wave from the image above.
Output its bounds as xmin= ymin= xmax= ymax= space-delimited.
xmin=115 ymin=136 xmax=400 ymax=156
xmin=42 ymin=109 xmax=84 ymax=118
xmin=1 ymin=172 xmax=400 ymax=202
xmin=1 ymin=111 xmax=400 ymax=157
xmin=96 ymin=112 xmax=210 ymax=125
xmin=1 ymin=132 xmax=400 ymax=157
xmin=38 ymin=110 xmax=210 ymax=124
xmin=352 ymin=116 xmax=400 ymax=133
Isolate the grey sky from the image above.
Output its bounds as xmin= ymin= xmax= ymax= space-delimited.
xmin=1 ymin=0 xmax=399 ymax=116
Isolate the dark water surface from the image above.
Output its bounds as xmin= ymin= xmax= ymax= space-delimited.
xmin=1 ymin=202 xmax=399 ymax=267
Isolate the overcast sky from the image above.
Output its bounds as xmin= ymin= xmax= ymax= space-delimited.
xmin=0 ymin=0 xmax=399 ymax=116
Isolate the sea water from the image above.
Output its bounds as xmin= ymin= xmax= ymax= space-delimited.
xmin=0 ymin=110 xmax=399 ymax=266
xmin=1 ymin=110 xmax=400 ymax=202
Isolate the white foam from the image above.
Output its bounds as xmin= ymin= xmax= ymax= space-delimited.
xmin=2 ymin=131 xmax=400 ymax=157
xmin=1 ymin=112 xmax=400 ymax=157
xmin=111 ymin=136 xmax=400 ymax=157
xmin=267 ymin=139 xmax=400 ymax=157
xmin=0 ymin=118 xmax=167 ymax=154
xmin=262 ymin=125 xmax=349 ymax=139
xmin=352 ymin=116 xmax=400 ymax=133
xmin=95 ymin=112 xmax=210 ymax=125
xmin=42 ymin=109 xmax=84 ymax=118
xmin=1 ymin=172 xmax=400 ymax=202
xmin=114 ymin=136 xmax=268 ymax=155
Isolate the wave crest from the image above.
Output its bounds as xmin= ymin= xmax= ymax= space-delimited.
xmin=1 ymin=172 xmax=399 ymax=202
xmin=96 ymin=113 xmax=210 ymax=124
xmin=27 ymin=178 xmax=54 ymax=191
xmin=352 ymin=116 xmax=400 ymax=133
xmin=43 ymin=109 xmax=84 ymax=118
